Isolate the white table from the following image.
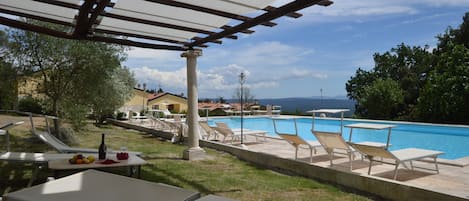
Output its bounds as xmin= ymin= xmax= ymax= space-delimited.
xmin=345 ymin=123 xmax=396 ymax=149
xmin=307 ymin=109 xmax=350 ymax=134
xmin=3 ymin=169 xmax=201 ymax=201
xmin=48 ymin=153 xmax=147 ymax=178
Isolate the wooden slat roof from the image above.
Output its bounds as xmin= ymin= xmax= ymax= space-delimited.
xmin=0 ymin=0 xmax=333 ymax=51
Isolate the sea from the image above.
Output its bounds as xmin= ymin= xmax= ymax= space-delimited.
xmin=258 ymin=98 xmax=355 ymax=117
xmin=225 ymin=97 xmax=356 ymax=117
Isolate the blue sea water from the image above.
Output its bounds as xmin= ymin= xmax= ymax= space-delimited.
xmin=224 ymin=98 xmax=356 ymax=116
xmin=208 ymin=117 xmax=469 ymax=160
xmin=257 ymin=98 xmax=356 ymax=116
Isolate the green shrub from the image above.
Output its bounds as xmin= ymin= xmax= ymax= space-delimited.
xmin=18 ymin=96 xmax=43 ymax=114
xmin=116 ymin=112 xmax=126 ymax=120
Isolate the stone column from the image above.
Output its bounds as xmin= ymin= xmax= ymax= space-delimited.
xmin=181 ymin=49 xmax=206 ymax=160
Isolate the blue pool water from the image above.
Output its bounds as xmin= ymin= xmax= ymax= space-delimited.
xmin=208 ymin=117 xmax=469 ymax=160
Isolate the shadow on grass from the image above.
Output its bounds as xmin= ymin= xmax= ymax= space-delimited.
xmin=141 ymin=163 xmax=242 ymax=195
xmin=141 ymin=156 xmax=184 ymax=161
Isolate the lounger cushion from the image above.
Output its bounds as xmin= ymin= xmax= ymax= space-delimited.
xmin=392 ymin=148 xmax=443 ymax=162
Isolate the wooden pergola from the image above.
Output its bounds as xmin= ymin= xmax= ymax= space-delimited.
xmin=0 ymin=0 xmax=333 ymax=160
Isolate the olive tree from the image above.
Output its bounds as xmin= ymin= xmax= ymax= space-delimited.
xmin=6 ymin=19 xmax=134 ymax=134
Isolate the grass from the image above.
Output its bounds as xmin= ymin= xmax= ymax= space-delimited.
xmin=0 ymin=114 xmax=376 ymax=201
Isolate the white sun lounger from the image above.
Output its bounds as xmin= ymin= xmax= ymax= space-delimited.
xmin=214 ymin=122 xmax=267 ymax=143
xmin=199 ymin=121 xmax=219 ymax=140
xmin=30 ymin=115 xmax=141 ymax=156
xmin=272 ymin=118 xmax=322 ymax=163
xmin=311 ymin=130 xmax=357 ymax=170
xmin=277 ymin=133 xmax=322 ymax=163
xmin=349 ymin=143 xmax=444 ymax=179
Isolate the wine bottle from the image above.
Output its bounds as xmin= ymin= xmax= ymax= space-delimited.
xmin=98 ymin=133 xmax=107 ymax=160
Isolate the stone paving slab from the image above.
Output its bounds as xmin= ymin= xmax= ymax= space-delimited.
xmin=242 ymin=136 xmax=469 ymax=200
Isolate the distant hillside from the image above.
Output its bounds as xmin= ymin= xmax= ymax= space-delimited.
xmin=257 ymin=98 xmax=355 ymax=116
xmin=222 ymin=97 xmax=356 ymax=117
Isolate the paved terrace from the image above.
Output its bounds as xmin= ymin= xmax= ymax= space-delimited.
xmin=114 ymin=118 xmax=469 ymax=201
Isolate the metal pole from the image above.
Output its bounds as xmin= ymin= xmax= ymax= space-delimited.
xmin=239 ymin=72 xmax=245 ymax=145
xmin=320 ymin=88 xmax=323 ymax=105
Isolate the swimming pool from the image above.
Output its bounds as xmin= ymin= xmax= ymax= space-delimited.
xmin=208 ymin=117 xmax=469 ymax=160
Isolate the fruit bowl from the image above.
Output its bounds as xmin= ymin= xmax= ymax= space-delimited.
xmin=68 ymin=154 xmax=95 ymax=164
xmin=116 ymin=152 xmax=129 ymax=160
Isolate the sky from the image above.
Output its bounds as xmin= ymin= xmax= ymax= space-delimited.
xmin=123 ymin=0 xmax=469 ymax=99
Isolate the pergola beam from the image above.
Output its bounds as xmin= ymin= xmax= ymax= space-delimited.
xmin=263 ymin=6 xmax=302 ymax=18
xmin=33 ymin=0 xmax=241 ymax=41
xmin=0 ymin=16 xmax=187 ymax=51
xmin=0 ymin=0 xmax=332 ymax=50
xmin=89 ymin=35 xmax=187 ymax=51
xmin=102 ymin=12 xmax=238 ymax=40
xmin=88 ymin=0 xmax=110 ymax=30
xmin=192 ymin=37 xmax=222 ymax=44
xmin=94 ymin=28 xmax=208 ymax=48
xmin=0 ymin=16 xmax=73 ymax=39
xmin=221 ymin=25 xmax=254 ymax=34
xmin=189 ymin=0 xmax=331 ymax=47
xmin=144 ymin=0 xmax=277 ymax=27
xmin=0 ymin=8 xmax=73 ymax=27
xmin=73 ymin=0 xmax=96 ymax=37
xmin=32 ymin=0 xmax=80 ymax=9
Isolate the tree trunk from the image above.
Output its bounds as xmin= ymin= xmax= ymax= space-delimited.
xmin=52 ymin=99 xmax=61 ymax=137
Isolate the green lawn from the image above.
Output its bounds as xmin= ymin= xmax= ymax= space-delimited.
xmin=0 ymin=115 xmax=376 ymax=201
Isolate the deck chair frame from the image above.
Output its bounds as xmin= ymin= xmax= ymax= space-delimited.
xmin=215 ymin=122 xmax=267 ymax=144
xmin=349 ymin=143 xmax=443 ymax=180
xmin=29 ymin=114 xmax=141 ymax=156
xmin=199 ymin=121 xmax=218 ymax=140
xmin=213 ymin=122 xmax=241 ymax=143
xmin=272 ymin=118 xmax=321 ymax=163
xmin=276 ymin=134 xmax=321 ymax=163
xmin=311 ymin=130 xmax=356 ymax=170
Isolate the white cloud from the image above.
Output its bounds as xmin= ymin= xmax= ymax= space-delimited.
xmin=234 ymin=41 xmax=314 ymax=66
xmin=401 ymin=13 xmax=452 ymax=25
xmin=304 ymin=4 xmax=416 ymax=17
xmin=131 ymin=66 xmax=187 ymax=91
xmin=413 ymin=0 xmax=469 ymax=6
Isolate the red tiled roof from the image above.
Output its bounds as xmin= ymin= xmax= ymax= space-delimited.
xmin=148 ymin=92 xmax=187 ymax=101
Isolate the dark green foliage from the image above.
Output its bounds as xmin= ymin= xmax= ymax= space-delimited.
xmin=17 ymin=96 xmax=43 ymax=114
xmin=116 ymin=112 xmax=126 ymax=120
xmin=157 ymin=87 xmax=164 ymax=93
xmin=218 ymin=96 xmax=226 ymax=103
xmin=416 ymin=44 xmax=469 ymax=124
xmin=347 ymin=12 xmax=469 ymax=124
xmin=0 ymin=61 xmax=17 ymax=110
xmin=346 ymin=44 xmax=432 ymax=119
xmin=360 ymin=79 xmax=404 ymax=119
xmin=437 ymin=13 xmax=469 ymax=52
xmin=6 ymin=19 xmax=135 ymax=130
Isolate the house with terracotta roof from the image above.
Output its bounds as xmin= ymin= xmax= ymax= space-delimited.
xmin=148 ymin=92 xmax=187 ymax=113
xmin=119 ymin=88 xmax=151 ymax=115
